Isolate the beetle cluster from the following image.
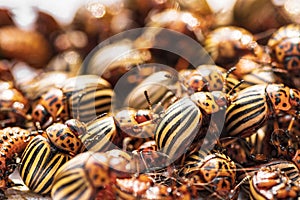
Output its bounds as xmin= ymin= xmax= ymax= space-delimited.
xmin=0 ymin=1 xmax=300 ymax=200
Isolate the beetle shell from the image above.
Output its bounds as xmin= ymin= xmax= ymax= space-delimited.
xmin=125 ymin=71 xmax=179 ymax=110
xmin=19 ymin=135 xmax=73 ymax=194
xmin=51 ymin=150 xmax=133 ymax=200
xmin=204 ymin=26 xmax=257 ymax=65
xmin=249 ymin=167 xmax=300 ymax=200
xmin=226 ymin=84 xmax=269 ymax=137
xmin=80 ymin=115 xmax=121 ymax=152
xmin=225 ymin=84 xmax=300 ymax=137
xmin=46 ymin=119 xmax=86 ymax=156
xmin=32 ymin=88 xmax=66 ymax=129
xmin=19 ymin=120 xmax=84 ymax=194
xmin=31 ymin=75 xmax=114 ymax=129
xmin=268 ymin=24 xmax=300 ymax=76
xmin=155 ymin=97 xmax=202 ymax=161
xmin=183 ymin=150 xmax=237 ymax=195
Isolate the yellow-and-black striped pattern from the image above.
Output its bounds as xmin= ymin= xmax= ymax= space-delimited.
xmin=268 ymin=24 xmax=300 ymax=48
xmin=155 ymin=97 xmax=202 ymax=161
xmin=51 ymin=152 xmax=96 ymax=200
xmin=225 ymin=85 xmax=269 ymax=137
xmin=239 ymin=160 xmax=300 ymax=196
xmin=80 ymin=116 xmax=118 ymax=152
xmin=68 ymin=86 xmax=113 ymax=123
xmin=183 ymin=150 xmax=236 ymax=194
xmin=125 ymin=71 xmax=178 ymax=109
xmin=249 ymin=164 xmax=300 ymax=200
xmin=19 ymin=135 xmax=72 ymax=194
xmin=182 ymin=148 xmax=211 ymax=175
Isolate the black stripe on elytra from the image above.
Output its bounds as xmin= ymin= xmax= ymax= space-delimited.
xmin=227 ymin=106 xmax=266 ymax=135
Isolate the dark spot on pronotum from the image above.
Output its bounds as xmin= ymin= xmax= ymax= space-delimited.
xmin=282 ymin=103 xmax=287 ymax=107
xmin=34 ymin=110 xmax=40 ymax=116
xmin=69 ymin=143 xmax=74 ymax=148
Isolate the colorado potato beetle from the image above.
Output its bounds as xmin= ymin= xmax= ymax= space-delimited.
xmin=238 ymin=160 xmax=300 ymax=196
xmin=249 ymin=166 xmax=300 ymax=200
xmin=19 ymin=119 xmax=85 ymax=194
xmin=15 ymin=71 xmax=70 ymax=101
xmin=268 ymin=24 xmax=300 ymax=76
xmin=155 ymin=90 xmax=228 ymax=162
xmin=124 ymin=70 xmax=179 ymax=110
xmin=0 ymin=127 xmax=42 ymax=190
xmin=204 ymin=26 xmax=258 ymax=65
xmin=31 ymin=75 xmax=113 ymax=129
xmin=51 ymin=150 xmax=133 ymax=200
xmin=225 ymin=84 xmax=300 ymax=137
xmin=81 ymin=106 xmax=158 ymax=153
xmin=80 ymin=114 xmax=121 ymax=153
xmin=182 ymin=149 xmax=237 ymax=199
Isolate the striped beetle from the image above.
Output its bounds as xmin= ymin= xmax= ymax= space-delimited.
xmin=238 ymin=160 xmax=300 ymax=196
xmin=19 ymin=119 xmax=86 ymax=194
xmin=124 ymin=70 xmax=179 ymax=110
xmin=155 ymin=90 xmax=228 ymax=162
xmin=249 ymin=166 xmax=300 ymax=200
xmin=31 ymin=75 xmax=113 ymax=130
xmin=225 ymin=84 xmax=300 ymax=137
xmin=80 ymin=106 xmax=158 ymax=153
xmin=181 ymin=149 xmax=238 ymax=199
xmin=51 ymin=150 xmax=133 ymax=200
xmin=204 ymin=26 xmax=260 ymax=65
xmin=268 ymin=24 xmax=300 ymax=77
xmin=0 ymin=127 xmax=43 ymax=190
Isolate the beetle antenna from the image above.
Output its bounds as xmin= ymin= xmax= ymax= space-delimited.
xmin=227 ymin=80 xmax=245 ymax=97
xmin=144 ymin=90 xmax=153 ymax=111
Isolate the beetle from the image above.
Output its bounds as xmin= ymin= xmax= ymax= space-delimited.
xmin=225 ymin=84 xmax=300 ymax=137
xmin=268 ymin=24 xmax=300 ymax=77
xmin=81 ymin=106 xmax=158 ymax=153
xmin=51 ymin=150 xmax=134 ymax=200
xmin=155 ymin=90 xmax=228 ymax=162
xmin=31 ymin=75 xmax=113 ymax=130
xmin=80 ymin=114 xmax=122 ymax=153
xmin=19 ymin=119 xmax=86 ymax=194
xmin=238 ymin=160 xmax=300 ymax=196
xmin=124 ymin=70 xmax=180 ymax=111
xmin=0 ymin=127 xmax=43 ymax=193
xmin=249 ymin=166 xmax=300 ymax=200
xmin=181 ymin=149 xmax=238 ymax=199
xmin=179 ymin=65 xmax=242 ymax=95
xmin=204 ymin=26 xmax=260 ymax=66
xmin=0 ymin=81 xmax=30 ymax=128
